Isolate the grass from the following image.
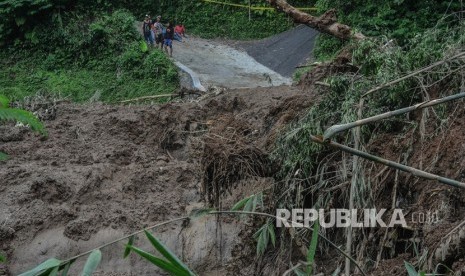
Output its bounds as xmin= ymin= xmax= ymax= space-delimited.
xmin=0 ymin=54 xmax=178 ymax=104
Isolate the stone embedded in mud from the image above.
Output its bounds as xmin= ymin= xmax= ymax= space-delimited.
xmin=0 ymin=226 xmax=15 ymax=241
xmin=64 ymin=218 xmax=96 ymax=241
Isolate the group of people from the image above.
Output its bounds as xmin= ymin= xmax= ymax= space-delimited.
xmin=142 ymin=15 xmax=187 ymax=57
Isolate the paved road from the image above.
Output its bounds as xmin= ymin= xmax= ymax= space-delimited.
xmin=237 ymin=25 xmax=319 ymax=77
xmin=170 ymin=25 xmax=318 ymax=89
xmin=173 ymin=37 xmax=292 ymax=89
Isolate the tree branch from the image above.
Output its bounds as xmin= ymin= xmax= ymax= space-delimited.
xmin=266 ymin=0 xmax=364 ymax=40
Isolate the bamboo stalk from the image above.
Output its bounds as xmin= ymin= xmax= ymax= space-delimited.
xmin=362 ymin=52 xmax=465 ymax=97
xmin=323 ymin=91 xmax=465 ymax=141
xmin=310 ymin=135 xmax=465 ymax=189
xmin=345 ymin=98 xmax=364 ymax=275
xmin=119 ymin=93 xmax=179 ymax=103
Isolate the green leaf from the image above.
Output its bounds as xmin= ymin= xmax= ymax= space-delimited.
xmin=60 ymin=262 xmax=72 ymax=276
xmin=140 ymin=40 xmax=148 ymax=52
xmin=0 ymin=152 xmax=9 ymax=161
xmin=123 ymin=236 xmax=135 ymax=258
xmin=127 ymin=245 xmax=189 ymax=276
xmin=0 ymin=108 xmax=47 ymax=136
xmin=307 ymin=220 xmax=319 ymax=275
xmin=256 ymin=224 xmax=269 ymax=255
xmin=404 ymin=261 xmax=418 ymax=276
xmin=231 ymin=196 xmax=251 ymax=211
xmin=144 ymin=231 xmax=194 ymax=275
xmin=252 ymin=194 xmax=258 ymax=212
xmin=18 ymin=258 xmax=61 ymax=276
xmin=15 ymin=17 xmax=26 ymax=26
xmin=48 ymin=266 xmax=59 ymax=276
xmin=81 ymin=249 xmax=102 ymax=276
xmin=257 ymin=193 xmax=264 ymax=209
xmin=241 ymin=196 xmax=254 ymax=219
xmin=0 ymin=95 xmax=9 ymax=108
xmin=0 ymin=254 xmax=4 ymax=263
xmin=267 ymin=223 xmax=276 ymax=248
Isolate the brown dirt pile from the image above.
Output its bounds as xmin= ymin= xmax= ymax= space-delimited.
xmin=0 ymin=85 xmax=316 ymax=275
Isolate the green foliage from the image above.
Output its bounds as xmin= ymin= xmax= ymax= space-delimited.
xmin=312 ymin=0 xmax=462 ymax=64
xmin=273 ymin=20 xmax=465 ymax=212
xmin=0 ymin=95 xmax=9 ymax=107
xmin=231 ymin=193 xmax=263 ymax=219
xmin=126 ymin=230 xmax=196 ymax=276
xmin=253 ymin=219 xmax=276 ymax=255
xmin=0 ymin=0 xmax=314 ymax=45
xmin=18 ymin=258 xmax=62 ymax=276
xmin=306 ymin=220 xmax=319 ymax=275
xmin=0 ymin=94 xmax=47 ymax=161
xmin=0 ymin=108 xmax=47 ymax=135
xmin=314 ymin=0 xmax=461 ymax=45
xmin=0 ymin=254 xmax=5 ymax=262
xmin=313 ymin=34 xmax=345 ymax=61
xmin=81 ymin=250 xmax=102 ymax=276
xmin=404 ymin=261 xmax=426 ymax=276
xmin=0 ymin=10 xmax=179 ymax=103
xmin=123 ymin=236 xmax=135 ymax=258
xmin=0 ymin=152 xmax=8 ymax=161
xmin=0 ymin=95 xmax=47 ymax=161
xmin=291 ymin=220 xmax=319 ymax=275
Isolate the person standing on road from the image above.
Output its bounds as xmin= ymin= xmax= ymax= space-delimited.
xmin=164 ymin=21 xmax=174 ymax=57
xmin=142 ymin=15 xmax=154 ymax=47
xmin=153 ymin=15 xmax=164 ymax=49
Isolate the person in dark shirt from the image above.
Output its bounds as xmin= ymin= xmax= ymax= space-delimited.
xmin=163 ymin=21 xmax=174 ymax=57
xmin=142 ymin=15 xmax=154 ymax=47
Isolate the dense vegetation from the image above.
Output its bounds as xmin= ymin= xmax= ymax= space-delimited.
xmin=270 ymin=3 xmax=465 ymax=274
xmin=314 ymin=0 xmax=462 ymax=59
xmin=0 ymin=9 xmax=179 ymax=103
xmin=0 ymin=0 xmax=315 ymax=103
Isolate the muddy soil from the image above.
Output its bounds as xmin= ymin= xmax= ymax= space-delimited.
xmin=0 ymin=86 xmax=317 ymax=275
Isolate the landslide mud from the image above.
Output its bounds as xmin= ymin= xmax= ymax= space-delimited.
xmin=0 ymin=86 xmax=316 ymax=275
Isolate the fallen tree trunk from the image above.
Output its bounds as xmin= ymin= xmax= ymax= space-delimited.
xmin=267 ymin=0 xmax=365 ymax=40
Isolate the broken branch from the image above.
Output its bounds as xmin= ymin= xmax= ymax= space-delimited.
xmin=266 ymin=0 xmax=364 ymax=40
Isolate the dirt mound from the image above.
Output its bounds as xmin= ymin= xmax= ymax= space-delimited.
xmin=0 ymin=85 xmax=317 ymax=275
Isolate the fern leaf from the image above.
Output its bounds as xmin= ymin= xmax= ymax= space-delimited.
xmin=0 ymin=108 xmax=47 ymax=136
